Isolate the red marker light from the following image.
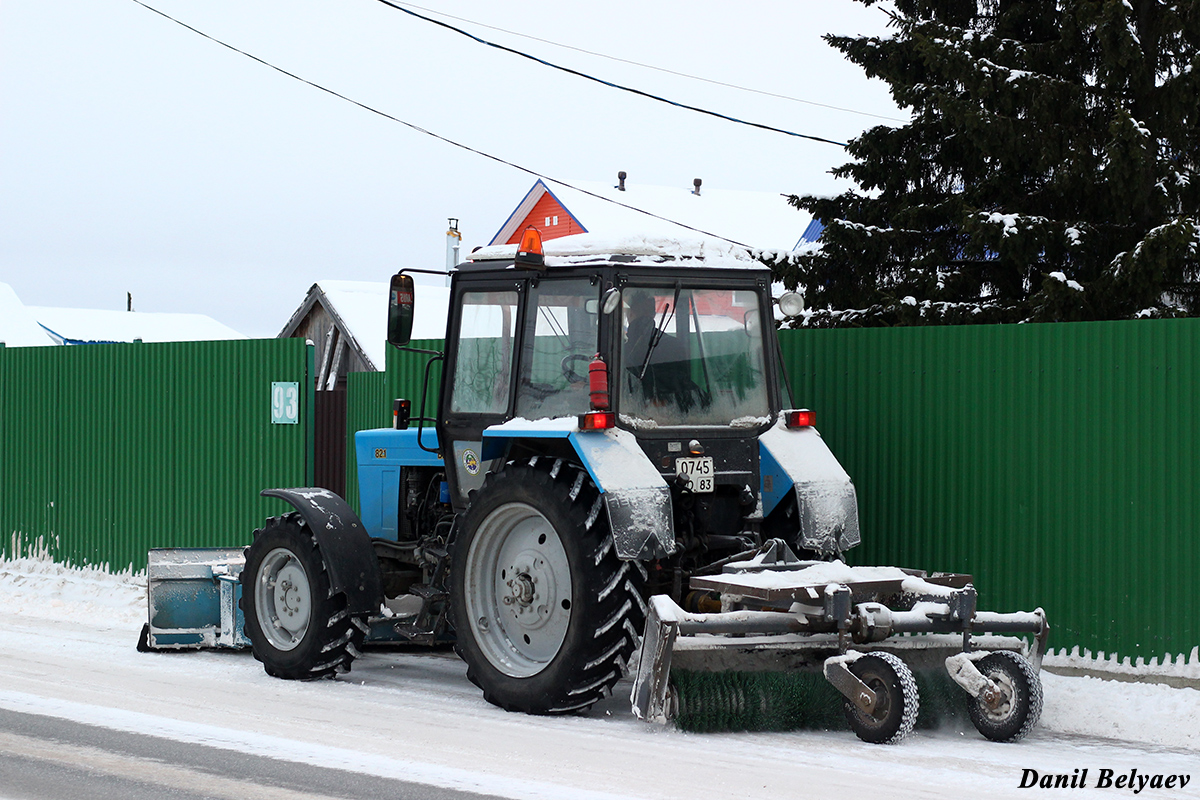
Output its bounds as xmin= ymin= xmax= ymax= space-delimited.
xmin=393 ymin=398 xmax=411 ymax=430
xmin=784 ymin=409 xmax=815 ymax=428
xmin=578 ymin=410 xmax=616 ymax=431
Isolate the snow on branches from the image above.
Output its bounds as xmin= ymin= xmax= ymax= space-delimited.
xmin=767 ymin=0 xmax=1200 ymax=326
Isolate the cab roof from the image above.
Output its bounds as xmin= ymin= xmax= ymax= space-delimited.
xmin=463 ymin=232 xmax=763 ymax=272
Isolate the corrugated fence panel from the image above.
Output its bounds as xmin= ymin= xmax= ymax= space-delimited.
xmin=344 ymin=339 xmax=444 ymax=515
xmin=0 ymin=338 xmax=310 ymax=571
xmin=781 ymin=320 xmax=1200 ymax=663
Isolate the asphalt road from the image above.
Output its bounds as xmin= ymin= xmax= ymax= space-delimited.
xmin=0 ymin=707 xmax=503 ymax=800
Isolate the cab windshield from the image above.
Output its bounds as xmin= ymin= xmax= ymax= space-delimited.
xmin=619 ymin=285 xmax=771 ymax=428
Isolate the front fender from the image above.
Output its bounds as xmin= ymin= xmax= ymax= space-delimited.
xmin=481 ymin=421 xmax=676 ymax=560
xmin=260 ymin=487 xmax=382 ymax=615
xmin=758 ymin=424 xmax=861 ymax=555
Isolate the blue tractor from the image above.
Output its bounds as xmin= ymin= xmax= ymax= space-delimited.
xmin=143 ymin=233 xmax=1047 ymax=743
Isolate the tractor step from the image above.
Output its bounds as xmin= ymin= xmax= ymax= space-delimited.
xmin=408 ymin=583 xmax=447 ymax=601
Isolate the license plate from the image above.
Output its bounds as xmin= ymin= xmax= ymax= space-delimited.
xmin=675 ymin=456 xmax=714 ymax=492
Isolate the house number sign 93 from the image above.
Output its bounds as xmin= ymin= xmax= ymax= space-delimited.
xmin=271 ymin=382 xmax=300 ymax=425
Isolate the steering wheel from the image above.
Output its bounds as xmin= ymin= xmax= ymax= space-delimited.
xmin=561 ymin=353 xmax=592 ymax=384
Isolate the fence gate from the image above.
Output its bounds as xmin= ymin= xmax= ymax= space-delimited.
xmin=315 ymin=389 xmax=348 ymax=497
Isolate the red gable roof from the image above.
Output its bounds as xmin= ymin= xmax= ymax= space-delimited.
xmin=489 ymin=180 xmax=588 ymax=245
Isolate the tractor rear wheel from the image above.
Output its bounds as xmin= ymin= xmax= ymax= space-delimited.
xmin=450 ymin=460 xmax=645 ymax=714
xmin=240 ymin=513 xmax=367 ymax=679
xmin=842 ymin=652 xmax=919 ymax=744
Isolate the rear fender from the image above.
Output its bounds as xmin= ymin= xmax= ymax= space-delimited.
xmin=260 ymin=488 xmax=383 ymax=615
xmin=482 ymin=422 xmax=675 ymax=560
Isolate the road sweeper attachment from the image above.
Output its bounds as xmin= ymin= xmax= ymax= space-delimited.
xmin=630 ymin=540 xmax=1048 ymax=744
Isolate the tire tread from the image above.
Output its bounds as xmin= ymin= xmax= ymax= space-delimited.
xmin=967 ymin=651 xmax=1043 ymax=742
xmin=239 ymin=514 xmax=368 ymax=680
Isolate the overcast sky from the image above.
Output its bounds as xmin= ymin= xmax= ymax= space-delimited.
xmin=1 ymin=0 xmax=901 ymax=338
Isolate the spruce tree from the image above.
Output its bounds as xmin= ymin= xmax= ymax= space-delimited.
xmin=768 ymin=0 xmax=1200 ymax=326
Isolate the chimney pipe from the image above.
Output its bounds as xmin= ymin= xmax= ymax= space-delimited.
xmin=692 ymin=178 xmax=702 ymax=196
xmin=617 ymin=171 xmax=627 ymax=191
xmin=445 ymin=218 xmax=461 ymax=284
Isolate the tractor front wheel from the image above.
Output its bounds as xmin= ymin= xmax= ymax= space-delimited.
xmin=450 ymin=461 xmax=645 ymax=714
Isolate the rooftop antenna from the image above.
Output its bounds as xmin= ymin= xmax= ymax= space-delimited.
xmin=127 ymin=292 xmax=134 ymax=312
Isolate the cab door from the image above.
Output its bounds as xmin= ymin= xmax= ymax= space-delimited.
xmin=437 ymin=279 xmax=525 ymax=509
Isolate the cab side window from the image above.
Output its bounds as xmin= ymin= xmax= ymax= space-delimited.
xmin=450 ymin=290 xmax=520 ymax=415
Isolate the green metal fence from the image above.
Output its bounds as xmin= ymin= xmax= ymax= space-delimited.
xmin=337 ymin=320 xmax=1200 ymax=665
xmin=781 ymin=319 xmax=1199 ymax=664
xmin=4 ymin=316 xmax=1191 ymax=662
xmin=0 ymin=338 xmax=313 ymax=572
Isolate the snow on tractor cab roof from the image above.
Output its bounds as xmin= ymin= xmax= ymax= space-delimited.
xmin=464 ymin=231 xmax=765 ymax=271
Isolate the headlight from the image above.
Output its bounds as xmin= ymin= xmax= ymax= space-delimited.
xmin=777 ymin=292 xmax=805 ymax=318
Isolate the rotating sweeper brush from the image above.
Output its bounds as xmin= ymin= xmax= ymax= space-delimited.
xmin=630 ymin=540 xmax=1048 ymax=744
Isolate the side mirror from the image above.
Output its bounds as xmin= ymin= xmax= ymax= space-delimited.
xmin=743 ymin=307 xmax=761 ymax=336
xmin=601 ymin=287 xmax=622 ymax=315
xmin=388 ymin=272 xmax=415 ymax=346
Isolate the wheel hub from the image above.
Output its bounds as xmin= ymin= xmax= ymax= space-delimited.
xmin=504 ymin=571 xmax=537 ymax=607
xmin=273 ymin=564 xmax=310 ymax=632
xmin=982 ymin=674 xmax=1015 ymax=719
xmin=464 ymin=502 xmax=572 ymax=677
xmin=502 ymin=554 xmax=557 ymax=629
xmin=255 ymin=549 xmax=312 ymax=651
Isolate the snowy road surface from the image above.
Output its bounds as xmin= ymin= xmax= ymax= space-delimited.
xmin=1 ymin=556 xmax=1197 ymax=799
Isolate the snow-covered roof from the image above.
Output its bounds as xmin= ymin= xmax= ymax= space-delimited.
xmin=469 ymin=232 xmax=763 ymax=267
xmin=0 ymin=283 xmax=53 ymax=347
xmin=283 ymin=280 xmax=450 ymax=369
xmin=489 ymin=179 xmax=814 ymax=252
xmin=30 ymin=306 xmax=246 ymax=345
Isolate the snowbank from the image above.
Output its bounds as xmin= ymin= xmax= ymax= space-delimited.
xmin=1045 ymin=644 xmax=1200 ymax=684
xmin=0 ymin=544 xmax=144 ymax=627
xmin=1040 ymin=672 xmax=1200 ymax=750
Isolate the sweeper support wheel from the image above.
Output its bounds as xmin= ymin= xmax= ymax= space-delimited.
xmin=840 ymin=652 xmax=919 ymax=744
xmin=965 ymin=651 xmax=1043 ymax=742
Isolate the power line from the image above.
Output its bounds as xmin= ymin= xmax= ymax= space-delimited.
xmin=129 ymin=0 xmax=754 ymax=248
xmin=374 ymin=0 xmax=847 ymax=147
xmin=389 ymin=1 xmax=906 ymax=124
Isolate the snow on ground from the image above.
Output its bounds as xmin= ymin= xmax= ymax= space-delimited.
xmin=0 ymin=550 xmax=144 ymax=627
xmin=1 ymin=554 xmax=1197 ymax=799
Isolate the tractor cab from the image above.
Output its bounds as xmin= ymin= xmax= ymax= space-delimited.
xmin=384 ymin=233 xmax=851 ymax=575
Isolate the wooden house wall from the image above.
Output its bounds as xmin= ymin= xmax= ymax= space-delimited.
xmin=505 ymin=193 xmax=586 ymax=243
